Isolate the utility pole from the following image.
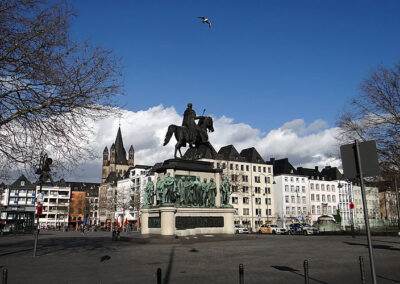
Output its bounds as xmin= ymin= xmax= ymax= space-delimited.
xmin=354 ymin=140 xmax=377 ymax=284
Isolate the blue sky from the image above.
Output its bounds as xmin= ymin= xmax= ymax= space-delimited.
xmin=70 ymin=0 xmax=400 ymax=131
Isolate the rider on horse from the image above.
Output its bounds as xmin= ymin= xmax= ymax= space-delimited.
xmin=182 ymin=103 xmax=207 ymax=147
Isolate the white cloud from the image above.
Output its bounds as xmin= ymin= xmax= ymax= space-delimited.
xmin=64 ymin=105 xmax=341 ymax=182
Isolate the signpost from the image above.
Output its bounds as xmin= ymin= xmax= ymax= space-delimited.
xmin=340 ymin=140 xmax=380 ymax=284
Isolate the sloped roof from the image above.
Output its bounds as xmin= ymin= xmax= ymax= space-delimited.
xmin=297 ymin=166 xmax=321 ymax=178
xmin=239 ymin=147 xmax=265 ymax=164
xmin=11 ymin=175 xmax=34 ymax=188
xmin=271 ymin=158 xmax=297 ymax=175
xmin=217 ymin=145 xmax=244 ymax=161
xmin=114 ymin=127 xmax=128 ymax=165
xmin=320 ymin=166 xmax=343 ymax=181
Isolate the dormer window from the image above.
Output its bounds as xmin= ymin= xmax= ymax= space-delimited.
xmin=21 ymin=181 xmax=25 ymax=186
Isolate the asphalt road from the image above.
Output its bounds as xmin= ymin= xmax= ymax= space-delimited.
xmin=1 ymin=231 xmax=400 ymax=284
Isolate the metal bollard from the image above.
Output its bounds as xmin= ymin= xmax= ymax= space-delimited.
xmin=239 ymin=264 xmax=244 ymax=284
xmin=156 ymin=268 xmax=162 ymax=284
xmin=2 ymin=268 xmax=7 ymax=284
xmin=304 ymin=260 xmax=309 ymax=284
xmin=359 ymin=256 xmax=366 ymax=284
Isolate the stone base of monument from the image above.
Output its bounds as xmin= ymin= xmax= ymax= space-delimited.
xmin=141 ymin=206 xmax=235 ymax=236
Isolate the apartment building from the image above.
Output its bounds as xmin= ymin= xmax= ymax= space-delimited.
xmin=116 ymin=165 xmax=153 ymax=228
xmin=200 ymin=145 xmax=274 ymax=231
xmin=36 ymin=180 xmax=70 ymax=228
xmin=353 ymin=185 xmax=381 ymax=228
xmin=0 ymin=175 xmax=36 ymax=233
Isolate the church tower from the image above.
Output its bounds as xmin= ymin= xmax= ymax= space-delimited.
xmin=128 ymin=145 xmax=135 ymax=166
xmin=101 ymin=127 xmax=133 ymax=183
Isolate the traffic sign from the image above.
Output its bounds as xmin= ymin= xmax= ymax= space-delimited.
xmin=298 ymin=216 xmax=302 ymax=221
xmin=258 ymin=214 xmax=261 ymax=219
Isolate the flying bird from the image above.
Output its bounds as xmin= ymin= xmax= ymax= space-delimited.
xmin=198 ymin=16 xmax=211 ymax=30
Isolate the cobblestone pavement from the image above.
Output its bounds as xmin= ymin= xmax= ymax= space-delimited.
xmin=1 ymin=231 xmax=400 ymax=283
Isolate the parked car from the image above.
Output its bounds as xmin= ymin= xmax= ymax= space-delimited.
xmin=288 ymin=223 xmax=319 ymax=235
xmin=258 ymin=224 xmax=286 ymax=235
xmin=235 ymin=224 xmax=249 ymax=234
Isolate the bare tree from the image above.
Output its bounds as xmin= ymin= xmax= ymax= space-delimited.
xmin=0 ymin=0 xmax=123 ymax=174
xmin=337 ymin=63 xmax=400 ymax=173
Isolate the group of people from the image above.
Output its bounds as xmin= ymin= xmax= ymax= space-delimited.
xmin=144 ymin=174 xmax=231 ymax=207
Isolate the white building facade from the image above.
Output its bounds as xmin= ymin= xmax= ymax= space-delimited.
xmin=353 ymin=185 xmax=381 ymax=228
xmin=274 ymin=174 xmax=310 ymax=227
xmin=36 ymin=183 xmax=70 ymax=228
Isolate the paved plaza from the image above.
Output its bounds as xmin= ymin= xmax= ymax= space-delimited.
xmin=1 ymin=231 xmax=400 ymax=283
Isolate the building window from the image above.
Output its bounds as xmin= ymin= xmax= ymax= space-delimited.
xmin=302 ymin=196 xmax=306 ymax=204
xmin=303 ymin=207 xmax=307 ymax=214
xmin=317 ymin=206 xmax=321 ymax=214
xmin=263 ymin=167 xmax=266 ymax=173
xmin=258 ymin=166 xmax=261 ymax=172
xmin=290 ymin=185 xmax=294 ymax=192
xmin=322 ymin=195 xmax=326 ymax=202
xmin=243 ymin=208 xmax=249 ymax=215
xmin=246 ymin=165 xmax=249 ymax=171
xmin=253 ymin=166 xmax=256 ymax=171
xmin=268 ymin=167 xmax=271 ymax=173
xmin=321 ymin=184 xmax=325 ymax=191
xmin=265 ymin=198 xmax=271 ymax=205
xmin=267 ymin=177 xmax=271 ymax=183
xmin=291 ymin=196 xmax=295 ymax=203
xmin=292 ymin=207 xmax=295 ymax=215
xmin=297 ymin=196 xmax=300 ymax=203
xmin=235 ymin=164 xmax=239 ymax=170
xmin=285 ymin=185 xmax=289 ymax=192
xmin=79 ymin=194 xmax=82 ymax=198
xmin=302 ymin=186 xmax=305 ymax=193
xmin=332 ymin=195 xmax=336 ymax=202
xmin=327 ymin=195 xmax=331 ymax=202
xmin=296 ymin=178 xmax=299 ymax=182
xmin=284 ymin=177 xmax=288 ymax=182
xmin=312 ymin=205 xmax=315 ymax=214
xmin=266 ymin=209 xmax=271 ymax=216
xmin=243 ymin=197 xmax=249 ymax=204
xmin=242 ymin=186 xmax=249 ymax=193
xmin=296 ymin=186 xmax=299 ymax=192
xmin=254 ymin=176 xmax=260 ymax=183
xmin=290 ymin=177 xmax=294 ymax=182
xmin=285 ymin=196 xmax=289 ymax=203
xmin=316 ymin=194 xmax=320 ymax=202
xmin=327 ymin=185 xmax=330 ymax=191
xmin=331 ymin=185 xmax=335 ymax=192
xmin=310 ymin=183 xmax=314 ymax=190
xmin=255 ymin=198 xmax=261 ymax=205
xmin=265 ymin=187 xmax=270 ymax=194
xmin=241 ymin=165 xmax=244 ymax=171
xmin=231 ymin=186 xmax=238 ymax=192
xmin=286 ymin=207 xmax=290 ymax=215
xmin=232 ymin=197 xmax=238 ymax=204
xmin=242 ymin=175 xmax=248 ymax=182
xmin=316 ymin=184 xmax=319 ymax=190
xmin=230 ymin=164 xmax=233 ymax=170
xmin=255 ymin=208 xmax=262 ymax=215
xmin=311 ymin=194 xmax=314 ymax=201
xmin=255 ymin=187 xmax=261 ymax=194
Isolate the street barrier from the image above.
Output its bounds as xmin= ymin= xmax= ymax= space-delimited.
xmin=304 ymin=260 xmax=309 ymax=284
xmin=239 ymin=264 xmax=244 ymax=284
xmin=2 ymin=268 xmax=7 ymax=284
xmin=157 ymin=268 xmax=162 ymax=284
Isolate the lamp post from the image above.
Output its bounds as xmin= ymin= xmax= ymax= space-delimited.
xmin=33 ymin=153 xmax=53 ymax=257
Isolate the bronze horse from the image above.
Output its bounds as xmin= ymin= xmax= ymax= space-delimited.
xmin=163 ymin=116 xmax=214 ymax=158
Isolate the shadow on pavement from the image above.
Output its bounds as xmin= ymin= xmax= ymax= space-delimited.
xmin=344 ymin=241 xmax=400 ymax=251
xmin=163 ymin=246 xmax=175 ymax=284
xmin=271 ymin=265 xmax=327 ymax=284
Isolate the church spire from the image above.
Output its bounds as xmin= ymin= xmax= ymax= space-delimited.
xmin=114 ymin=127 xmax=128 ymax=165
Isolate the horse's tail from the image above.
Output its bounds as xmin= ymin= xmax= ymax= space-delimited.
xmin=163 ymin=125 xmax=176 ymax=146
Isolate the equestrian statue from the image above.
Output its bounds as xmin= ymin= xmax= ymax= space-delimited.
xmin=163 ymin=103 xmax=215 ymax=159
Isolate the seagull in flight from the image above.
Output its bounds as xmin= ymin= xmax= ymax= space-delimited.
xmin=198 ymin=16 xmax=211 ymax=30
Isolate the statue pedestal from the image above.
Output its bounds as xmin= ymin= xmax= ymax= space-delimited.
xmin=141 ymin=159 xmax=235 ymax=236
xmin=141 ymin=206 xmax=235 ymax=236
